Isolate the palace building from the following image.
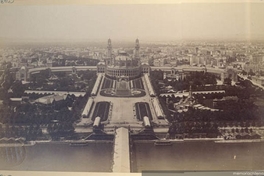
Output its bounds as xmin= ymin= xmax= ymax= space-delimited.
xmin=97 ymin=39 xmax=150 ymax=79
xmin=97 ymin=39 xmax=151 ymax=97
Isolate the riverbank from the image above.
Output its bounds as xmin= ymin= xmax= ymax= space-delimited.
xmin=0 ymin=141 xmax=35 ymax=147
xmin=1 ymin=135 xmax=264 ymax=145
xmin=215 ymin=139 xmax=264 ymax=143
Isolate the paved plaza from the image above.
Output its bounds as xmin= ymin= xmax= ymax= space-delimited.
xmin=77 ymin=74 xmax=168 ymax=128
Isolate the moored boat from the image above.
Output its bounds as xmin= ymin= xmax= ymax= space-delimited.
xmin=154 ymin=140 xmax=172 ymax=146
xmin=69 ymin=141 xmax=89 ymax=146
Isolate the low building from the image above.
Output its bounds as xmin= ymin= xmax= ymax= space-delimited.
xmin=165 ymin=68 xmax=186 ymax=80
xmin=34 ymin=94 xmax=69 ymax=106
xmin=153 ymin=58 xmax=165 ymax=67
xmin=16 ymin=66 xmax=28 ymax=81
xmin=251 ymin=76 xmax=264 ymax=86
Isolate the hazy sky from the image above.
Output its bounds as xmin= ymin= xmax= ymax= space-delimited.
xmin=0 ymin=3 xmax=264 ymax=42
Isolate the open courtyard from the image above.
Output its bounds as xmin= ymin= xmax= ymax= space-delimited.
xmin=77 ymin=74 xmax=168 ymax=129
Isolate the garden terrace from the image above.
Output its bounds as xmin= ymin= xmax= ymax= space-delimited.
xmin=101 ymin=77 xmax=114 ymax=89
xmin=135 ymin=102 xmax=152 ymax=121
xmin=91 ymin=101 xmax=110 ymax=122
xmin=132 ymin=78 xmax=144 ymax=90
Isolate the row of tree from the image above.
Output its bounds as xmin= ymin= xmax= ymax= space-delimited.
xmin=168 ymin=121 xmax=219 ymax=138
xmin=169 ymin=104 xmax=260 ymax=123
xmin=0 ymin=124 xmax=43 ymax=140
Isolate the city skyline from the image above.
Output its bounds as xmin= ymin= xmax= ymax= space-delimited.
xmin=1 ymin=3 xmax=264 ymax=43
xmin=1 ymin=7 xmax=264 ymax=172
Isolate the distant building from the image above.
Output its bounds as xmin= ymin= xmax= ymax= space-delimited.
xmin=15 ymin=66 xmax=28 ymax=81
xmin=213 ymin=96 xmax=238 ymax=109
xmin=165 ymin=68 xmax=186 ymax=80
xmin=46 ymin=58 xmax=53 ymax=67
xmin=244 ymin=62 xmax=264 ymax=73
xmin=141 ymin=62 xmax=150 ymax=75
xmin=34 ymin=94 xmax=69 ymax=105
xmin=153 ymin=58 xmax=165 ymax=66
xmin=97 ymin=61 xmax=106 ymax=73
xmin=251 ymin=54 xmax=264 ymax=64
xmin=251 ymin=76 xmax=264 ymax=86
xmin=11 ymin=60 xmax=20 ymax=68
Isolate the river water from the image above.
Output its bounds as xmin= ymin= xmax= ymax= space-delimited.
xmin=0 ymin=142 xmax=113 ymax=172
xmin=1 ymin=141 xmax=264 ymax=172
xmin=131 ymin=141 xmax=264 ymax=172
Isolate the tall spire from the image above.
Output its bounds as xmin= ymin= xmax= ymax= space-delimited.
xmin=107 ymin=38 xmax=112 ymax=65
xmin=107 ymin=38 xmax=112 ymax=55
xmin=189 ymin=84 xmax=192 ymax=98
xmin=135 ymin=38 xmax=140 ymax=50
xmin=134 ymin=38 xmax=140 ymax=59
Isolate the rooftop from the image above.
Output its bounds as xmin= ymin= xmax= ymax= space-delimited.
xmin=115 ymin=55 xmax=132 ymax=61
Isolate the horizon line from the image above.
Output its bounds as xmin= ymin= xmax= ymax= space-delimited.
xmin=1 ymin=37 xmax=264 ymax=44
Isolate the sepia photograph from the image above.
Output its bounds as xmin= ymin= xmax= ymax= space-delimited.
xmin=0 ymin=0 xmax=264 ymax=175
